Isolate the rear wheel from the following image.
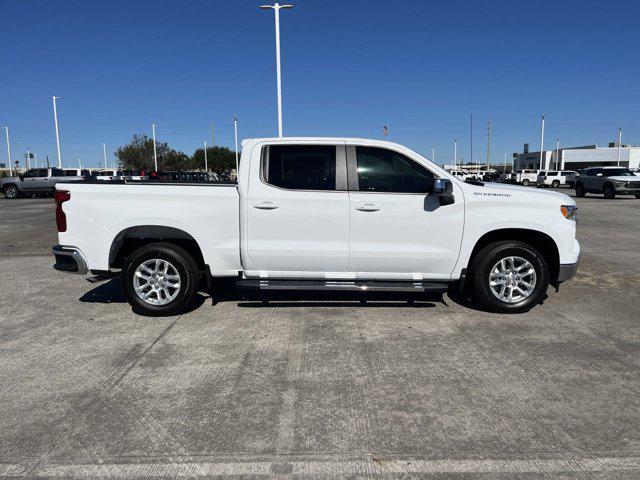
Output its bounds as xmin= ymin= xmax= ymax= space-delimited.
xmin=603 ymin=184 xmax=615 ymax=199
xmin=122 ymin=242 xmax=200 ymax=316
xmin=522 ymin=179 xmax=530 ymax=186
xmin=551 ymin=180 xmax=560 ymax=188
xmin=470 ymin=241 xmax=549 ymax=313
xmin=635 ymin=194 xmax=640 ymax=199
xmin=3 ymin=185 xmax=18 ymax=199
xmin=575 ymin=183 xmax=585 ymax=197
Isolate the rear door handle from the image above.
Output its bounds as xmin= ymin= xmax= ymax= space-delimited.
xmin=356 ymin=203 xmax=380 ymax=212
xmin=253 ymin=201 xmax=279 ymax=210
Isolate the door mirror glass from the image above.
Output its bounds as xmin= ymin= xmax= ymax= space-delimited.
xmin=432 ymin=178 xmax=455 ymax=205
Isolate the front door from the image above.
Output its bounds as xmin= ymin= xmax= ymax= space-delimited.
xmin=245 ymin=143 xmax=350 ymax=277
xmin=21 ymin=169 xmax=49 ymax=191
xmin=346 ymin=145 xmax=464 ymax=280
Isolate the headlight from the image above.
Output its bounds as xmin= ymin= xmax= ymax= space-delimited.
xmin=560 ymin=205 xmax=578 ymax=221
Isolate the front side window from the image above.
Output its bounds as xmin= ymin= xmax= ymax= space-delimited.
xmin=355 ymin=147 xmax=434 ymax=193
xmin=51 ymin=168 xmax=63 ymax=176
xmin=264 ymin=145 xmax=336 ymax=190
xmin=23 ymin=169 xmax=39 ymax=178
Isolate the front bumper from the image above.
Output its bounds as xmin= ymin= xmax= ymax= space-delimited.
xmin=557 ymin=259 xmax=579 ymax=282
xmin=52 ymin=245 xmax=88 ymax=275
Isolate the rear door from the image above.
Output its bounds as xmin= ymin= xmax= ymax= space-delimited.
xmin=245 ymin=142 xmax=350 ymax=276
xmin=346 ymin=144 xmax=464 ymax=279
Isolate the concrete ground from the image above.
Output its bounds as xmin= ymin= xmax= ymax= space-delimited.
xmin=1 ymin=191 xmax=640 ymax=479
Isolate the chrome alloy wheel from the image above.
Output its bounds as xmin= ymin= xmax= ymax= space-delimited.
xmin=133 ymin=259 xmax=181 ymax=306
xmin=489 ymin=256 xmax=537 ymax=304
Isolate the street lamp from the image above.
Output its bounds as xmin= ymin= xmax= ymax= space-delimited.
xmin=152 ymin=123 xmax=158 ymax=171
xmin=4 ymin=126 xmax=12 ymax=176
xmin=204 ymin=141 xmax=208 ymax=171
xmin=539 ymin=113 xmax=545 ymax=170
xmin=102 ymin=142 xmax=107 ymax=169
xmin=234 ymin=115 xmax=239 ymax=172
xmin=52 ymin=96 xmax=63 ymax=168
xmin=260 ymin=2 xmax=293 ymax=138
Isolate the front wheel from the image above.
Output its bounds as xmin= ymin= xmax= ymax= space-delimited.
xmin=522 ymin=179 xmax=530 ymax=186
xmin=575 ymin=183 xmax=585 ymax=197
xmin=551 ymin=180 xmax=560 ymax=188
xmin=470 ymin=241 xmax=549 ymax=313
xmin=3 ymin=185 xmax=19 ymax=199
xmin=122 ymin=242 xmax=200 ymax=316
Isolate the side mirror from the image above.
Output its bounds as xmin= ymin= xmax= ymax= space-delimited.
xmin=432 ymin=178 xmax=455 ymax=205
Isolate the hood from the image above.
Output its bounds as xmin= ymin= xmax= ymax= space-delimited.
xmin=461 ymin=180 xmax=575 ymax=204
xmin=607 ymin=176 xmax=640 ymax=182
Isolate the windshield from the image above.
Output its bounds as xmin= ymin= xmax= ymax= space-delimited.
xmin=604 ymin=168 xmax=634 ymax=177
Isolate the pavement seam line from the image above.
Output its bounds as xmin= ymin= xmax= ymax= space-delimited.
xmin=23 ymin=315 xmax=182 ymax=478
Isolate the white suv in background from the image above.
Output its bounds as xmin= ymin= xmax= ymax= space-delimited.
xmin=513 ymin=169 xmax=539 ymax=186
xmin=537 ymin=170 xmax=578 ymax=188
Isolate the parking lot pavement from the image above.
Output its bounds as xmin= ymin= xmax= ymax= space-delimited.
xmin=1 ymin=191 xmax=640 ymax=479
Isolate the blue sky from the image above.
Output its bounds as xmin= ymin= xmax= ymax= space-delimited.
xmin=1 ymin=0 xmax=639 ymax=168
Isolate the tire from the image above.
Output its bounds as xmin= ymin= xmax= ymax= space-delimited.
xmin=603 ymin=184 xmax=615 ymax=199
xmin=635 ymin=194 xmax=640 ymax=199
xmin=522 ymin=179 xmax=530 ymax=186
xmin=3 ymin=184 xmax=19 ymax=199
xmin=122 ymin=242 xmax=200 ymax=316
xmin=567 ymin=182 xmax=575 ymax=188
xmin=470 ymin=240 xmax=550 ymax=313
xmin=551 ymin=180 xmax=560 ymax=188
xmin=575 ymin=183 xmax=585 ymax=197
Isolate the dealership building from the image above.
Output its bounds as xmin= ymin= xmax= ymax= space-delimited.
xmin=513 ymin=143 xmax=640 ymax=171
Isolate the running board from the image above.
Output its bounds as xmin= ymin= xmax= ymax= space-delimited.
xmin=236 ymin=279 xmax=449 ymax=293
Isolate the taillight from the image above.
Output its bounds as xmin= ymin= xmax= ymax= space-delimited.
xmin=55 ymin=190 xmax=70 ymax=232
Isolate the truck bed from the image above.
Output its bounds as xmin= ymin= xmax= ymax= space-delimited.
xmin=57 ymin=182 xmax=241 ymax=275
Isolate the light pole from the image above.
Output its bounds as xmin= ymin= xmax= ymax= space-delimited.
xmin=234 ymin=115 xmax=239 ymax=172
xmin=152 ymin=123 xmax=158 ymax=171
xmin=102 ymin=142 xmax=107 ymax=169
xmin=26 ymin=147 xmax=31 ymax=169
xmin=34 ymin=153 xmax=38 ymax=168
xmin=260 ymin=2 xmax=293 ymax=137
xmin=4 ymin=127 xmax=12 ymax=176
xmin=204 ymin=141 xmax=208 ymax=171
xmin=555 ymin=138 xmax=560 ymax=170
xmin=454 ymin=138 xmax=457 ymax=168
xmin=617 ymin=127 xmax=622 ymax=166
xmin=211 ymin=121 xmax=215 ymax=146
xmin=431 ymin=148 xmax=435 ymax=164
xmin=78 ymin=158 xmax=81 ymax=169
xmin=52 ymin=96 xmax=63 ymax=168
xmin=539 ymin=113 xmax=545 ymax=170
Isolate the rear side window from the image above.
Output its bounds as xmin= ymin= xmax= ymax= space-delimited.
xmin=355 ymin=146 xmax=434 ymax=193
xmin=64 ymin=170 xmax=77 ymax=176
xmin=264 ymin=145 xmax=336 ymax=190
xmin=51 ymin=168 xmax=63 ymax=176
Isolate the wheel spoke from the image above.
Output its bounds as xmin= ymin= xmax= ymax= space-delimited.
xmin=133 ymin=258 xmax=182 ymax=307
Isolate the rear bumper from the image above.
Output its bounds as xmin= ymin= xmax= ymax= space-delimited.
xmin=557 ymin=259 xmax=579 ymax=282
xmin=52 ymin=245 xmax=88 ymax=275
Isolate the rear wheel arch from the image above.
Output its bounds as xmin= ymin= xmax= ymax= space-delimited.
xmin=468 ymin=228 xmax=560 ymax=282
xmin=109 ymin=225 xmax=206 ymax=271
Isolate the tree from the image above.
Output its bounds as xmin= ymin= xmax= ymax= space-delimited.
xmin=115 ymin=134 xmax=190 ymax=171
xmin=191 ymin=146 xmax=237 ymax=173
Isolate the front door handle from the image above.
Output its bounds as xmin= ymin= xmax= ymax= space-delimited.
xmin=253 ymin=201 xmax=279 ymax=210
xmin=356 ymin=203 xmax=380 ymax=212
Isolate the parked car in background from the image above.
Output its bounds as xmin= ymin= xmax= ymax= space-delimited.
xmin=63 ymin=168 xmax=92 ymax=179
xmin=513 ymin=169 xmax=539 ymax=186
xmin=481 ymin=171 xmax=501 ymax=182
xmin=0 ymin=168 xmax=81 ymax=199
xmin=52 ymin=137 xmax=580 ymax=316
xmin=575 ymin=167 xmax=640 ymax=199
xmin=536 ymin=170 xmax=578 ymax=188
xmin=499 ymin=171 xmax=512 ymax=183
xmin=448 ymin=170 xmax=473 ymax=181
xmin=90 ymin=169 xmax=124 ymax=181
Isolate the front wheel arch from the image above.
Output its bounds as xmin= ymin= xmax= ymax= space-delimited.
xmin=467 ymin=228 xmax=559 ymax=283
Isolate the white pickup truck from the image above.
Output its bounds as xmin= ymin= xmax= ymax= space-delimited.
xmin=52 ymin=137 xmax=580 ymax=316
